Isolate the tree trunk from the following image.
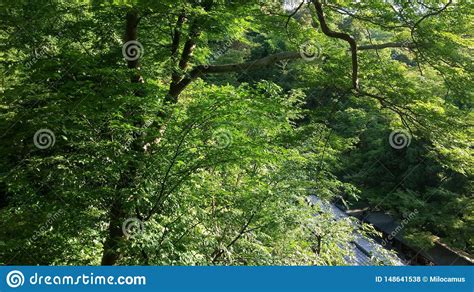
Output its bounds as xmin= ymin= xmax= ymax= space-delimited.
xmin=101 ymin=201 xmax=126 ymax=265
xmin=101 ymin=9 xmax=142 ymax=266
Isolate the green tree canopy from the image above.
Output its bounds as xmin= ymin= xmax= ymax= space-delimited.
xmin=0 ymin=0 xmax=472 ymax=265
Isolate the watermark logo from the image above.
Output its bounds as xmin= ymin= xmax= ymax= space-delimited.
xmin=27 ymin=209 xmax=65 ymax=245
xmin=299 ymin=40 xmax=322 ymax=62
xmin=122 ymin=217 xmax=144 ymax=238
xmin=388 ymin=129 xmax=411 ymax=149
xmin=382 ymin=209 xmax=418 ymax=246
xmin=6 ymin=270 xmax=25 ymax=288
xmin=212 ymin=129 xmax=233 ymax=149
xmin=122 ymin=40 xmax=144 ymax=61
xmin=33 ymin=129 xmax=56 ymax=149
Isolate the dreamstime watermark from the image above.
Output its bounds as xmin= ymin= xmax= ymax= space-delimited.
xmin=25 ymin=45 xmax=52 ymax=69
xmin=124 ymin=119 xmax=154 ymax=149
xmin=122 ymin=40 xmax=144 ymax=61
xmin=381 ymin=209 xmax=418 ymax=246
xmin=24 ymin=30 xmax=64 ymax=70
xmin=203 ymin=38 xmax=234 ymax=69
xmin=33 ymin=128 xmax=56 ymax=149
xmin=5 ymin=270 xmax=146 ymax=287
xmin=122 ymin=217 xmax=144 ymax=238
xmin=27 ymin=209 xmax=65 ymax=245
xmin=299 ymin=41 xmax=322 ymax=62
xmin=388 ymin=129 xmax=411 ymax=149
xmin=6 ymin=270 xmax=25 ymax=288
xmin=212 ymin=129 xmax=233 ymax=149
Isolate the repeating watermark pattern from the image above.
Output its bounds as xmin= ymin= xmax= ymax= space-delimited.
xmin=33 ymin=129 xmax=56 ymax=149
xmin=124 ymin=119 xmax=154 ymax=149
xmin=388 ymin=129 xmax=411 ymax=149
xmin=6 ymin=270 xmax=25 ymax=288
xmin=24 ymin=30 xmax=64 ymax=70
xmin=27 ymin=209 xmax=65 ymax=245
xmin=25 ymin=45 xmax=52 ymax=69
xmin=212 ymin=129 xmax=233 ymax=149
xmin=122 ymin=217 xmax=144 ymax=238
xmin=122 ymin=40 xmax=144 ymax=61
xmin=299 ymin=41 xmax=322 ymax=62
xmin=382 ymin=209 xmax=418 ymax=246
xmin=203 ymin=38 xmax=234 ymax=69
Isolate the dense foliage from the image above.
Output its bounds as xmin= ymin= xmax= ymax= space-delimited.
xmin=0 ymin=0 xmax=472 ymax=265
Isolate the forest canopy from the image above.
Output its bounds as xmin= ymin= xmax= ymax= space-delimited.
xmin=0 ymin=0 xmax=472 ymax=265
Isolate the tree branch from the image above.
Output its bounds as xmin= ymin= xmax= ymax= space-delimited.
xmin=211 ymin=196 xmax=268 ymax=264
xmin=413 ymin=0 xmax=453 ymax=31
xmin=326 ymin=4 xmax=408 ymax=30
xmin=285 ymin=0 xmax=306 ymax=38
xmin=125 ymin=10 xmax=143 ymax=84
xmin=166 ymin=38 xmax=414 ymax=99
xmin=170 ymin=13 xmax=186 ymax=85
xmin=358 ymin=41 xmax=415 ymax=51
xmin=179 ymin=22 xmax=200 ymax=71
xmin=166 ymin=1 xmax=418 ymax=99
xmin=312 ymin=0 xmax=358 ymax=90
xmin=168 ymin=51 xmax=302 ymax=98
xmin=168 ymin=19 xmax=201 ymax=102
xmin=211 ymin=210 xmax=256 ymax=264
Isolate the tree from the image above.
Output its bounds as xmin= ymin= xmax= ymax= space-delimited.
xmin=0 ymin=0 xmax=472 ymax=265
